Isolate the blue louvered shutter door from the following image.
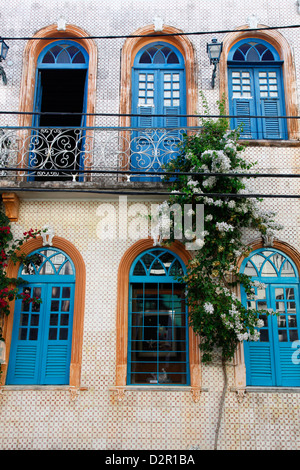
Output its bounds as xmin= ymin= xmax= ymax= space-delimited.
xmin=230 ymin=69 xmax=257 ymax=139
xmin=40 ymin=284 xmax=74 ymax=384
xmin=6 ymin=285 xmax=44 ymax=385
xmin=138 ymin=106 xmax=153 ymax=128
xmin=242 ymin=285 xmax=276 ymax=386
xmin=257 ymin=69 xmax=284 ymax=139
xmin=271 ymin=285 xmax=300 ymax=386
xmin=244 ymin=342 xmax=275 ymax=386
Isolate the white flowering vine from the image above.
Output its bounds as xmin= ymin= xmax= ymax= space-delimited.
xmin=159 ymin=96 xmax=281 ymax=364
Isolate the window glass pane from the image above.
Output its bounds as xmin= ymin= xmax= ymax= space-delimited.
xmin=290 ymin=330 xmax=299 ymax=341
xmin=52 ymin=286 xmax=61 ymax=298
xmin=259 ymin=329 xmax=269 ymax=342
xmin=261 ymin=260 xmax=277 ymax=277
xmin=61 ymin=300 xmax=70 ymax=312
xmin=49 ymin=328 xmax=57 ymax=340
xmin=20 ymin=314 xmax=29 ymax=326
xmin=51 ymin=300 xmax=60 ymax=312
xmin=29 ymin=328 xmax=38 ymax=340
xmin=62 ymin=287 xmax=71 ymax=298
xmin=167 ymin=52 xmax=179 ymax=64
xmin=60 ymin=314 xmax=69 ymax=326
xmin=72 ymin=51 xmax=85 ymax=63
xmin=233 ymin=50 xmax=245 ymax=61
xmin=50 ymin=314 xmax=59 ymax=326
xmin=278 ymin=330 xmax=288 ymax=342
xmin=18 ymin=328 xmax=27 ymax=340
xmin=59 ymin=329 xmax=68 ymax=340
xmin=30 ymin=314 xmax=39 ymax=326
xmin=153 ymin=51 xmax=165 ymax=64
xmin=277 ymin=315 xmax=286 ymax=328
xmin=288 ymin=315 xmax=297 ymax=328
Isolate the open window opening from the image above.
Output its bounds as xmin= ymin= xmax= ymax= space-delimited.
xmin=28 ymin=41 xmax=89 ymax=182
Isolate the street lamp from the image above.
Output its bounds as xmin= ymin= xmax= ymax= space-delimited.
xmin=206 ymin=38 xmax=223 ymax=88
xmin=0 ymin=38 xmax=9 ymax=85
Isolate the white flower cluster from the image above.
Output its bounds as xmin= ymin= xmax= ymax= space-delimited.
xmin=212 ymin=150 xmax=231 ymax=173
xmin=216 ymin=221 xmax=235 ymax=232
xmin=202 ymin=176 xmax=216 ymax=188
xmin=187 ymin=179 xmax=203 ymax=194
xmin=224 ymin=139 xmax=237 ymax=153
xmin=203 ymin=302 xmax=214 ymax=314
xmin=220 ymin=303 xmax=261 ymax=342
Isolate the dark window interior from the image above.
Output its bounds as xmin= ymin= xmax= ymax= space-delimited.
xmin=30 ymin=69 xmax=87 ymax=181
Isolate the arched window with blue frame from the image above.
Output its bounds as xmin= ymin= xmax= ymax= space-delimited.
xmin=128 ymin=248 xmax=189 ymax=385
xmin=240 ymin=248 xmax=300 ymax=386
xmin=228 ymin=38 xmax=287 ymax=140
xmin=131 ymin=42 xmax=187 ymax=181
xmin=29 ymin=40 xmax=89 ymax=181
xmin=6 ymin=248 xmax=76 ymax=385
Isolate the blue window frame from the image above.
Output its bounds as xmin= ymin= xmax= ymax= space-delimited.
xmin=228 ymin=38 xmax=287 ymax=140
xmin=131 ymin=42 xmax=187 ymax=181
xmin=128 ymin=248 xmax=190 ymax=385
xmin=6 ymin=248 xmax=75 ymax=385
xmin=29 ymin=40 xmax=89 ymax=181
xmin=240 ymin=248 xmax=300 ymax=386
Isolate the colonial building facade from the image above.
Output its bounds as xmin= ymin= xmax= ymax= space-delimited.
xmin=0 ymin=0 xmax=300 ymax=450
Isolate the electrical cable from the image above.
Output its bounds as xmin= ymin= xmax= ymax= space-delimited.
xmin=0 ymin=111 xmax=298 ymax=119
xmin=1 ymin=167 xmax=300 ymax=178
xmin=2 ymin=24 xmax=300 ymax=41
xmin=0 ymin=186 xmax=299 ymax=198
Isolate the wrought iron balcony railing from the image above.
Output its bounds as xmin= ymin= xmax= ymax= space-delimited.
xmin=0 ymin=126 xmax=198 ymax=182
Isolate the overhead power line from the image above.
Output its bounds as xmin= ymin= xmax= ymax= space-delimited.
xmin=1 ymin=24 xmax=300 ymax=41
xmin=0 ymin=111 xmax=298 ymax=119
xmin=0 ymin=186 xmax=300 ymax=199
xmin=1 ymin=166 xmax=300 ymax=178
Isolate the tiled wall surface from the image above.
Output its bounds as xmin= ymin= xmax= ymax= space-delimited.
xmin=0 ymin=0 xmax=300 ymax=450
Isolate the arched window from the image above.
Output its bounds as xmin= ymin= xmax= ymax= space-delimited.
xmin=128 ymin=248 xmax=189 ymax=385
xmin=228 ymin=38 xmax=287 ymax=140
xmin=6 ymin=248 xmax=76 ymax=385
xmin=29 ymin=40 xmax=89 ymax=181
xmin=131 ymin=42 xmax=186 ymax=181
xmin=240 ymin=248 xmax=300 ymax=386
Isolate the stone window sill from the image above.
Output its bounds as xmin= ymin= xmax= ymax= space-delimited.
xmin=231 ymin=386 xmax=300 ymax=394
xmin=109 ymin=385 xmax=208 ymax=402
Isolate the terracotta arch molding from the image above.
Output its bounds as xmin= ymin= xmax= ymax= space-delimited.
xmin=115 ymin=238 xmax=201 ymax=389
xmin=19 ymin=23 xmax=97 ymax=129
xmin=17 ymin=24 xmax=97 ymax=176
xmin=2 ymin=236 xmax=86 ymax=388
xmin=119 ymin=24 xmax=198 ymax=130
xmin=219 ymin=25 xmax=299 ymax=140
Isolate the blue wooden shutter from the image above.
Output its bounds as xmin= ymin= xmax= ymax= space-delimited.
xmin=242 ymin=284 xmax=276 ymax=386
xmin=233 ymin=100 xmax=255 ymax=139
xmin=138 ymin=106 xmax=153 ymax=128
xmin=260 ymin=98 xmax=281 ymax=139
xmin=229 ymin=69 xmax=257 ymax=139
xmin=6 ymin=285 xmax=45 ymax=385
xmin=40 ymin=283 xmax=74 ymax=385
xmin=256 ymin=68 xmax=285 ymax=139
xmin=7 ymin=250 xmax=75 ymax=386
xmin=271 ymin=285 xmax=300 ymax=386
xmin=244 ymin=343 xmax=275 ymax=386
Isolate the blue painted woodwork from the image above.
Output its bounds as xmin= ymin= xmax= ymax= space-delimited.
xmin=240 ymin=248 xmax=300 ymax=386
xmin=127 ymin=248 xmax=190 ymax=385
xmin=228 ymin=38 xmax=287 ymax=140
xmin=131 ymin=42 xmax=187 ymax=181
xmin=6 ymin=248 xmax=75 ymax=385
xmin=29 ymin=41 xmax=89 ymax=181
